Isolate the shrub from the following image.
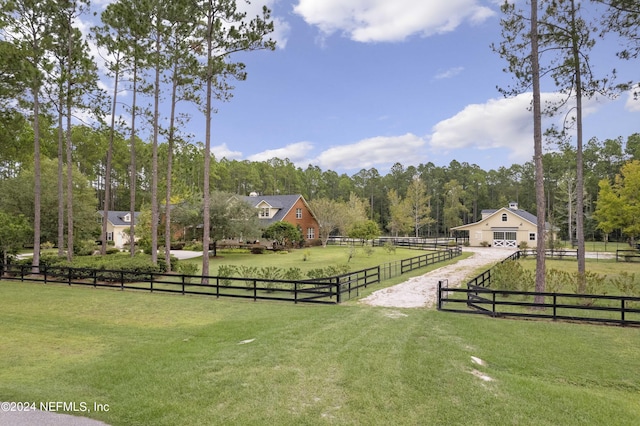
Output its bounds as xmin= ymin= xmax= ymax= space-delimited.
xmin=183 ymin=241 xmax=203 ymax=251
xmin=236 ymin=265 xmax=258 ymax=278
xmin=41 ymin=241 xmax=55 ymax=250
xmin=302 ymin=249 xmax=311 ymax=261
xmin=480 ymin=241 xmax=490 ymax=247
xmin=384 ymin=241 xmax=396 ymax=254
xmin=572 ymin=271 xmax=606 ymax=304
xmin=492 ymin=260 xmax=533 ymax=294
xmin=305 ymin=264 xmax=350 ymax=280
xmin=216 ymin=265 xmax=236 ymax=287
xmin=250 ymin=246 xmax=265 ymax=254
xmin=545 ymin=268 xmax=573 ymax=293
xmin=177 ymin=263 xmax=199 ymax=283
xmin=363 ymin=246 xmax=375 ymax=257
xmin=74 ymin=239 xmax=97 ymax=256
xmin=307 ymin=268 xmax=326 ymax=280
xmin=283 ymin=267 xmax=303 ymax=280
xmin=518 ymin=241 xmax=529 ymax=250
xmin=258 ymin=266 xmax=282 ymax=292
xmin=171 ymin=242 xmax=186 ymax=250
xmin=609 ymin=271 xmax=638 ymax=297
xmin=308 ymin=238 xmax=323 ymax=247
xmin=236 ymin=265 xmax=258 ymax=290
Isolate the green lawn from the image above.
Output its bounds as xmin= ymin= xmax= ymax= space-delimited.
xmin=1 ymin=281 xmax=639 ymax=425
xmin=180 ymin=245 xmax=448 ymax=275
xmin=554 ymin=240 xmax=635 ymax=252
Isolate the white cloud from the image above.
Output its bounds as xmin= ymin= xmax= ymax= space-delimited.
xmin=434 ymin=66 xmax=464 ymax=80
xmin=213 ymin=143 xmax=243 ymax=160
xmin=625 ymin=84 xmax=640 ymax=112
xmin=429 ymin=92 xmax=609 ymax=164
xmin=293 ymin=0 xmax=495 ymax=42
xmin=247 ymin=141 xmax=315 ymax=162
xmin=315 ymin=133 xmax=426 ymax=171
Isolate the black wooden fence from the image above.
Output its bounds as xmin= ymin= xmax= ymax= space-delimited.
xmin=616 ymin=250 xmax=640 ymax=262
xmin=1 ymin=245 xmax=461 ymax=305
xmin=437 ymin=250 xmax=640 ymax=326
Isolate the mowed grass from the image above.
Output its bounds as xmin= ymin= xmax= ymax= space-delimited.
xmin=180 ymin=245 xmax=440 ymax=275
xmin=552 ymin=240 xmax=634 ymax=252
xmin=1 ymin=281 xmax=639 ymax=425
xmin=518 ymin=258 xmax=640 ymax=276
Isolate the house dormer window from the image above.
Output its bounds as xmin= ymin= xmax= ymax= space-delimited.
xmin=501 ymin=213 xmax=508 ymax=222
xmin=123 ymin=213 xmax=131 ymax=223
xmin=260 ymin=207 xmax=270 ymax=218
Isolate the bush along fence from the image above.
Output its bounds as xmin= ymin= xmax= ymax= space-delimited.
xmin=437 ymin=250 xmax=640 ymax=327
xmin=1 ymin=245 xmax=461 ymax=305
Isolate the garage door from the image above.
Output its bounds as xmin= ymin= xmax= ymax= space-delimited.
xmin=493 ymin=231 xmax=517 ymax=248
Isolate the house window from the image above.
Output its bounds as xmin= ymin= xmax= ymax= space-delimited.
xmin=296 ymin=208 xmax=302 ymax=219
xmin=260 ymin=207 xmax=269 ymax=218
xmin=529 ymin=233 xmax=536 ymax=241
xmin=307 ymin=227 xmax=315 ymax=239
xmin=106 ymin=232 xmax=113 ymax=241
xmin=501 ymin=213 xmax=508 ymax=222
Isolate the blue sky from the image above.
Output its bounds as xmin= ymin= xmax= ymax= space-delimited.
xmin=90 ymin=0 xmax=639 ymax=174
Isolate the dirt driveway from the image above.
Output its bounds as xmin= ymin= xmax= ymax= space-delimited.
xmin=359 ymin=247 xmax=518 ymax=308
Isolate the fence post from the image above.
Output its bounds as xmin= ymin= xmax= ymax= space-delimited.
xmin=150 ymin=273 xmax=154 ymax=293
xmin=120 ymin=271 xmax=124 ymax=290
xmin=68 ymin=267 xmax=72 ymax=286
xmin=621 ymin=298 xmax=626 ymax=325
xmin=253 ymin=279 xmax=257 ymax=301
xmin=492 ymin=292 xmax=496 ymax=317
xmin=437 ymin=281 xmax=442 ymax=310
xmin=294 ymin=282 xmax=298 ymax=304
xmin=553 ymin=294 xmax=557 ymax=320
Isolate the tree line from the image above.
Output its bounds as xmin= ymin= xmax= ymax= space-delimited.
xmin=0 ymin=0 xmax=638 ymax=282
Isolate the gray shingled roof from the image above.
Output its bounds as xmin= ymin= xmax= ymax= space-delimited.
xmin=481 ymin=208 xmax=551 ymax=230
xmin=97 ymin=210 xmax=140 ymax=226
xmin=239 ymin=194 xmax=303 ymax=226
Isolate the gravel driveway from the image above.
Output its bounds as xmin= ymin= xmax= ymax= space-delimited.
xmin=360 ymin=247 xmax=518 ymax=308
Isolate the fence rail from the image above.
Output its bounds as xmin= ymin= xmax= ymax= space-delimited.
xmin=1 ymin=244 xmax=461 ymax=305
xmin=616 ymin=250 xmax=640 ymax=262
xmin=437 ymin=249 xmax=640 ymax=327
xmin=438 ymin=283 xmax=640 ymax=326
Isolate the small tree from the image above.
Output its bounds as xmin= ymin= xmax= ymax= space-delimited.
xmin=594 ymin=160 xmax=640 ymax=245
xmin=405 ymin=177 xmax=434 ymax=237
xmin=263 ymin=222 xmax=303 ymax=249
xmin=0 ymin=212 xmax=32 ymax=264
xmin=309 ymin=197 xmax=344 ymax=247
xmin=348 ymin=220 xmax=380 ymax=244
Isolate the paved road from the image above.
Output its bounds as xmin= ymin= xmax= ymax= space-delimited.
xmin=0 ymin=404 xmax=110 ymax=426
